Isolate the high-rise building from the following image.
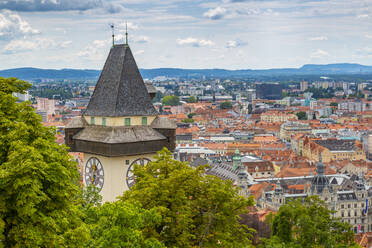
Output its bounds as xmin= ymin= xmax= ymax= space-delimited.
xmin=255 ymin=83 xmax=283 ymax=100
xmin=65 ymin=42 xmax=176 ymax=202
xmin=300 ymin=81 xmax=308 ymax=91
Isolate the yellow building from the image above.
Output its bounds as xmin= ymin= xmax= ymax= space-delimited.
xmin=260 ymin=111 xmax=298 ymax=123
xmin=302 ymin=138 xmax=366 ymax=163
xmin=65 ymin=42 xmax=176 ymax=202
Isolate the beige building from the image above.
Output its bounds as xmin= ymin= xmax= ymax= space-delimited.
xmin=279 ymin=121 xmax=312 ymax=141
xmin=302 ymin=138 xmax=366 ymax=163
xmin=260 ymin=111 xmax=297 ymax=123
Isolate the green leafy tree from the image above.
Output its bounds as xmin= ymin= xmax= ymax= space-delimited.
xmin=304 ymin=87 xmax=335 ymax=99
xmin=248 ymin=104 xmax=253 ymax=114
xmin=187 ymin=113 xmax=195 ymax=119
xmin=121 ymin=148 xmax=255 ymax=248
xmin=187 ymin=96 xmax=197 ymax=103
xmin=162 ymin=95 xmax=180 ymax=106
xmin=0 ymin=77 xmax=89 ymax=247
xmin=296 ymin=111 xmax=307 ymax=120
xmin=330 ymin=102 xmax=338 ymax=107
xmin=181 ymin=118 xmax=194 ymax=123
xmin=84 ymin=201 xmax=164 ymax=248
xmin=260 ymin=196 xmax=359 ymax=248
xmin=220 ymin=101 xmax=233 ymax=109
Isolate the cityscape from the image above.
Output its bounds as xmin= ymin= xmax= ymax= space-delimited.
xmin=1 ymin=0 xmax=372 ymax=247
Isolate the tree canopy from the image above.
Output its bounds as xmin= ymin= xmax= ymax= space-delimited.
xmin=0 ymin=77 xmax=89 ymax=247
xmin=187 ymin=96 xmax=197 ymax=103
xmin=84 ymin=200 xmax=164 ymax=248
xmin=162 ymin=95 xmax=180 ymax=106
xmin=121 ymin=148 xmax=255 ymax=248
xmin=220 ymin=101 xmax=233 ymax=109
xmin=295 ymin=111 xmax=307 ymax=120
xmin=260 ymin=196 xmax=359 ymax=248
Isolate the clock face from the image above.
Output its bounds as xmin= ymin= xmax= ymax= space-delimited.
xmin=126 ymin=158 xmax=151 ymax=188
xmin=85 ymin=157 xmax=104 ymax=191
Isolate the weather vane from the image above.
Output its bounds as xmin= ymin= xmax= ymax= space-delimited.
xmin=110 ymin=23 xmax=115 ymax=47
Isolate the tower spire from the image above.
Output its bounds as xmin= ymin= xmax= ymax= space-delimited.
xmin=110 ymin=23 xmax=115 ymax=47
xmin=125 ymin=21 xmax=128 ymax=46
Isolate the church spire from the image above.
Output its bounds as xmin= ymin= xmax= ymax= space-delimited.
xmin=311 ymin=152 xmax=330 ymax=194
xmin=317 ymin=153 xmax=325 ymax=176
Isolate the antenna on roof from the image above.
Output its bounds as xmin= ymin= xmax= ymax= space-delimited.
xmin=125 ymin=21 xmax=128 ymax=46
xmin=110 ymin=23 xmax=115 ymax=47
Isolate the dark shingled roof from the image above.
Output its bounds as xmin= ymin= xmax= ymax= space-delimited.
xmin=73 ymin=125 xmax=166 ymax=144
xmin=84 ymin=44 xmax=158 ymax=117
xmin=313 ymin=139 xmax=357 ymax=151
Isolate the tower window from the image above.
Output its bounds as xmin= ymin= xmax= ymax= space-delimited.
xmin=142 ymin=117 xmax=147 ymax=125
xmin=102 ymin=117 xmax=106 ymax=126
xmin=125 ymin=118 xmax=131 ymax=126
xmin=90 ymin=117 xmax=95 ymax=125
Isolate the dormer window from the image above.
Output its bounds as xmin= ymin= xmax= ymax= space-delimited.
xmin=142 ymin=117 xmax=147 ymax=125
xmin=125 ymin=118 xmax=131 ymax=126
xmin=90 ymin=117 xmax=95 ymax=125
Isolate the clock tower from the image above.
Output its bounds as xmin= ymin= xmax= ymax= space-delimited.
xmin=65 ymin=42 xmax=176 ymax=202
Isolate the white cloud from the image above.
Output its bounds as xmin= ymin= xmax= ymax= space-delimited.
xmin=0 ymin=10 xmax=40 ymax=39
xmin=60 ymin=40 xmax=72 ymax=48
xmin=177 ymin=37 xmax=214 ymax=47
xmin=311 ymin=49 xmax=329 ymax=58
xmin=177 ymin=37 xmax=198 ymax=45
xmin=134 ymin=50 xmax=144 ymax=56
xmin=77 ymin=38 xmax=112 ymax=60
xmin=134 ymin=36 xmax=149 ymax=44
xmin=226 ymin=39 xmax=247 ymax=48
xmin=3 ymin=37 xmax=73 ymax=53
xmin=309 ymin=36 xmax=328 ymax=41
xmin=357 ymin=14 xmax=369 ymax=19
xmin=198 ymin=39 xmax=214 ymax=46
xmin=226 ymin=40 xmax=237 ymax=48
xmin=118 ymin=21 xmax=139 ymax=30
xmin=4 ymin=38 xmax=55 ymax=53
xmin=203 ymin=6 xmax=227 ymax=20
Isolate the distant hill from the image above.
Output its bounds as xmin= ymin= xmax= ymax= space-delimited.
xmin=1 ymin=63 xmax=372 ymax=81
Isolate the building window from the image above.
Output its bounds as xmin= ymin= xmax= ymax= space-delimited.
xmin=142 ymin=116 xmax=147 ymax=125
xmin=90 ymin=116 xmax=95 ymax=125
xmin=102 ymin=117 xmax=106 ymax=126
xmin=125 ymin=118 xmax=131 ymax=126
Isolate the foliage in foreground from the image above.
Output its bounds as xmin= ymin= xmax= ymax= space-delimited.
xmin=121 ymin=148 xmax=255 ymax=248
xmin=259 ymin=196 xmax=360 ymax=248
xmin=0 ymin=77 xmax=89 ymax=247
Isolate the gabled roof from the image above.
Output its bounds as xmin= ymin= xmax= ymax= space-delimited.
xmin=84 ymin=44 xmax=157 ymax=117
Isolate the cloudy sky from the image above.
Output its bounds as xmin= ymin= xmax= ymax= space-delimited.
xmin=0 ymin=0 xmax=372 ymax=70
